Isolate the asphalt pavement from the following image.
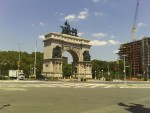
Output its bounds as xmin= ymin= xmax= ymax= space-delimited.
xmin=0 ymin=80 xmax=150 ymax=113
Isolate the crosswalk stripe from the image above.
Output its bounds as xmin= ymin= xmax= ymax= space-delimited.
xmin=3 ymin=82 xmax=150 ymax=88
xmin=0 ymin=83 xmax=105 ymax=88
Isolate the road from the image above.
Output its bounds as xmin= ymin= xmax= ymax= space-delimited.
xmin=0 ymin=80 xmax=150 ymax=113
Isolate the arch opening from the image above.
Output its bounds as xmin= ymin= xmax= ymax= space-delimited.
xmin=62 ymin=49 xmax=79 ymax=78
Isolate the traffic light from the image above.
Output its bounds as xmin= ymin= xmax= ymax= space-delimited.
xmin=116 ymin=60 xmax=119 ymax=65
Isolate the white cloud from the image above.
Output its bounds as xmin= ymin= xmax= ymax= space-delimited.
xmin=108 ymin=40 xmax=119 ymax=45
xmin=92 ymin=0 xmax=108 ymax=3
xmin=110 ymin=35 xmax=115 ymax=39
xmin=94 ymin=11 xmax=105 ymax=17
xmin=55 ymin=12 xmax=64 ymax=16
xmin=90 ymin=40 xmax=107 ymax=46
xmin=90 ymin=39 xmax=120 ymax=46
xmin=92 ymin=32 xmax=107 ymax=38
xmin=63 ymin=8 xmax=89 ymax=21
xmin=94 ymin=12 xmax=103 ymax=16
xmin=78 ymin=32 xmax=84 ymax=37
xmin=137 ymin=22 xmax=146 ymax=27
xmin=92 ymin=0 xmax=100 ymax=2
xmin=113 ymin=50 xmax=120 ymax=54
xmin=39 ymin=22 xmax=45 ymax=26
xmin=77 ymin=8 xmax=89 ymax=19
xmin=64 ymin=14 xmax=76 ymax=21
xmin=38 ymin=35 xmax=45 ymax=40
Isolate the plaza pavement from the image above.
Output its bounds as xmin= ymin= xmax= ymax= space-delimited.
xmin=1 ymin=80 xmax=150 ymax=113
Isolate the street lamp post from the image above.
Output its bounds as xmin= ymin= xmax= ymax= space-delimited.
xmin=84 ymin=68 xmax=86 ymax=81
xmin=95 ymin=71 xmax=96 ymax=79
xmin=101 ymin=70 xmax=103 ymax=81
xmin=99 ymin=71 xmax=101 ymax=80
xmin=147 ymin=63 xmax=149 ymax=82
xmin=122 ymin=55 xmax=127 ymax=84
xmin=107 ymin=65 xmax=110 ymax=80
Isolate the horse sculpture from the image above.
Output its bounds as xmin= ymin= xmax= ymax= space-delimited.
xmin=70 ymin=28 xmax=77 ymax=36
xmin=60 ymin=26 xmax=70 ymax=34
xmin=83 ymin=50 xmax=91 ymax=61
xmin=60 ymin=20 xmax=78 ymax=36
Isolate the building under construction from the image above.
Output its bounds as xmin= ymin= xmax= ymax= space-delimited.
xmin=118 ymin=0 xmax=150 ymax=79
xmin=118 ymin=37 xmax=150 ymax=79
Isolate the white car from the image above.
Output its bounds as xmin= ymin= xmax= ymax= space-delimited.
xmin=18 ymin=73 xmax=25 ymax=80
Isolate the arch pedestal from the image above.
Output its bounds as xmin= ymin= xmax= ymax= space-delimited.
xmin=43 ymin=32 xmax=92 ymax=79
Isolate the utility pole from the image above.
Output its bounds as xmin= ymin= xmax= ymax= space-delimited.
xmin=17 ymin=43 xmax=23 ymax=80
xmin=17 ymin=43 xmax=21 ymax=71
xmin=33 ymin=40 xmax=37 ymax=78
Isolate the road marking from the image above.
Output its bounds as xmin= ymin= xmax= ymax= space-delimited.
xmin=1 ymin=82 xmax=150 ymax=88
xmin=105 ymin=85 xmax=112 ymax=88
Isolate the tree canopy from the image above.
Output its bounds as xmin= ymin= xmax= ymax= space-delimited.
xmin=0 ymin=51 xmax=131 ymax=80
xmin=91 ymin=59 xmax=131 ymax=80
xmin=0 ymin=51 xmax=43 ymax=77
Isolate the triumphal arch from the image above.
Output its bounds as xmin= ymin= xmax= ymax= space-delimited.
xmin=43 ymin=21 xmax=92 ymax=79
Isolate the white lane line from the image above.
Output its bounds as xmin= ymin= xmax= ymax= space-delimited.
xmin=104 ymin=85 xmax=112 ymax=88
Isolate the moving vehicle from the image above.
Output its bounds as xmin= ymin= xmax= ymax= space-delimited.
xmin=9 ymin=70 xmax=25 ymax=80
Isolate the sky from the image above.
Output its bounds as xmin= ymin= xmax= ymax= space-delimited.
xmin=0 ymin=0 xmax=150 ymax=62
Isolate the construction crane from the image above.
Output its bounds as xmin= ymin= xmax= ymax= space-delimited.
xmin=131 ymin=0 xmax=140 ymax=41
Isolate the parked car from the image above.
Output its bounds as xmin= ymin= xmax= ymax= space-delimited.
xmin=36 ymin=75 xmax=48 ymax=81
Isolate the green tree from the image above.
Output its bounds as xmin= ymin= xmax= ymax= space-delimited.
xmin=62 ymin=64 xmax=72 ymax=78
xmin=0 ymin=51 xmax=43 ymax=78
xmin=91 ymin=59 xmax=131 ymax=80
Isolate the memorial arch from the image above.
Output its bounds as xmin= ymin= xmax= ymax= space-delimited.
xmin=42 ymin=21 xmax=92 ymax=79
xmin=43 ymin=32 xmax=92 ymax=79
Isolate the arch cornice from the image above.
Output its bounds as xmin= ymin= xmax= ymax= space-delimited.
xmin=44 ymin=32 xmax=91 ymax=47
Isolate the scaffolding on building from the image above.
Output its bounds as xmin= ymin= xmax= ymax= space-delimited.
xmin=118 ymin=37 xmax=150 ymax=79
